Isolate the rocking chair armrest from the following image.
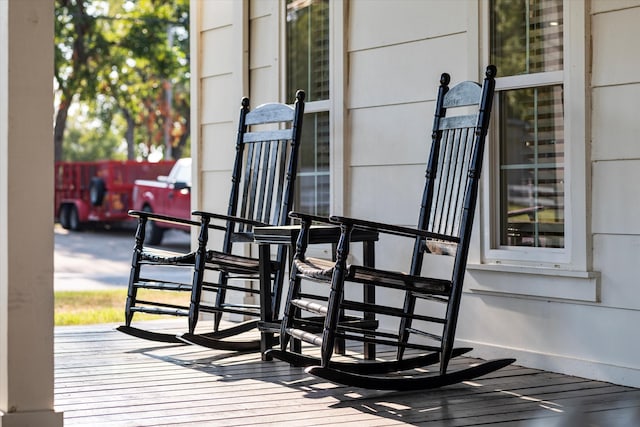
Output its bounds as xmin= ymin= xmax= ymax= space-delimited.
xmin=128 ymin=210 xmax=201 ymax=227
xmin=191 ymin=210 xmax=268 ymax=229
xmin=329 ymin=215 xmax=460 ymax=243
xmin=285 ymin=212 xmax=335 ymax=258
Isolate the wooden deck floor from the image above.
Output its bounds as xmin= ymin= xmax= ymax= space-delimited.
xmin=55 ymin=320 xmax=640 ymax=426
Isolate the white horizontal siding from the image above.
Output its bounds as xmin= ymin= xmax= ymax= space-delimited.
xmin=195 ymin=0 xmax=247 ymax=244
xmin=349 ymin=0 xmax=466 ymax=51
xmin=249 ymin=15 xmax=278 ymax=71
xmin=591 ymin=0 xmax=640 ymax=14
xmin=201 ymin=0 xmax=234 ymax=30
xmin=458 ymin=293 xmax=640 ymax=387
xmin=250 ymin=0 xmax=276 ymax=19
xmin=201 ymin=27 xmax=234 ymax=78
xmin=348 ymin=34 xmax=467 ymax=109
xmin=593 ymin=234 xmax=640 ymax=310
xmin=349 ymin=164 xmax=425 ymax=225
xmin=200 ymin=170 xmax=233 ymax=214
xmin=592 ymin=84 xmax=640 ymax=161
xmin=201 ymin=122 xmax=236 ymax=172
xmin=249 ymin=4 xmax=280 ymax=106
xmin=349 ymin=101 xmax=434 ymax=167
xmin=201 ymin=75 xmax=238 ymax=125
xmin=250 ymin=67 xmax=280 ymax=105
xmin=592 ymin=159 xmax=640 ymax=235
xmin=592 ymin=6 xmax=640 ymax=87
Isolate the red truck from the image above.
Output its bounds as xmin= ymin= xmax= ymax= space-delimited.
xmin=130 ymin=157 xmax=192 ymax=244
xmin=54 ymin=160 xmax=176 ymax=231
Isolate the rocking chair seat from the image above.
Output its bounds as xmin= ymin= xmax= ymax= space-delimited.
xmin=204 ymin=250 xmax=280 ymax=275
xmin=292 ymin=257 xmax=335 ymax=280
xmin=295 ymin=256 xmax=452 ymax=294
xmin=137 ymin=234 xmax=280 ymax=272
xmin=139 ymin=248 xmax=197 ymax=265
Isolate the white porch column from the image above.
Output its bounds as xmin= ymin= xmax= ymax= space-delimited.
xmin=0 ymin=1 xmax=63 ymax=426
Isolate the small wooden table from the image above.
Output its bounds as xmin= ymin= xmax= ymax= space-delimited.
xmin=254 ymin=224 xmax=379 ymax=360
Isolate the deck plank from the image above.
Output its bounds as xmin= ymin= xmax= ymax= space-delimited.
xmin=55 ymin=320 xmax=640 ymax=426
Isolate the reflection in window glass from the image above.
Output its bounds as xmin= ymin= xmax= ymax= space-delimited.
xmin=286 ymin=0 xmax=330 ymax=215
xmin=296 ymin=112 xmax=330 ymax=216
xmin=490 ymin=0 xmax=563 ymax=76
xmin=286 ymin=0 xmax=329 ymax=103
xmin=498 ymin=87 xmax=564 ymax=248
xmin=490 ymin=0 xmax=564 ymax=248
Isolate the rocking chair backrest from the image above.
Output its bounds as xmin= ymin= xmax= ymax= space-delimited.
xmin=224 ymin=91 xmax=306 ymax=251
xmin=412 ymin=66 xmax=496 ymax=368
xmin=411 ymin=67 xmax=496 ymax=275
xmin=269 ymin=68 xmax=504 ymax=387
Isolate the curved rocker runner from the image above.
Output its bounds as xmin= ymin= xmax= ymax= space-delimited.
xmin=266 ymin=347 xmax=473 ymax=374
xmin=305 ymin=358 xmax=516 ymax=391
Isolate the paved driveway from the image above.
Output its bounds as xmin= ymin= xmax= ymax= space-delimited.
xmin=54 ymin=224 xmax=191 ymax=291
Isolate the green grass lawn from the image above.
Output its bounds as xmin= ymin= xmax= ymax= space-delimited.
xmin=55 ymin=289 xmax=190 ymax=326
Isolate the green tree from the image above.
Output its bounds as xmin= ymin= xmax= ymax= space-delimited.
xmin=54 ymin=0 xmax=190 ymax=162
xmin=54 ymin=0 xmax=110 ymax=163
xmin=102 ymin=0 xmax=190 ymax=160
xmin=62 ymin=107 xmax=127 ymax=161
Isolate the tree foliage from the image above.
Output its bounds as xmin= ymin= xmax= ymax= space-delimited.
xmin=63 ymin=109 xmax=127 ymax=161
xmin=54 ymin=0 xmax=190 ymax=162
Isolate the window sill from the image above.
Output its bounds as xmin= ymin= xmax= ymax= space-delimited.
xmin=466 ymin=263 xmax=600 ymax=303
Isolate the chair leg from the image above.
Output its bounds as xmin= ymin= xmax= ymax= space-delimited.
xmin=326 ymin=241 xmax=350 ymax=356
xmin=188 ymin=218 xmax=209 ymax=334
xmin=320 ymin=224 xmax=352 ymax=368
xmin=440 ymin=309 xmax=457 ymax=375
xmin=124 ymin=218 xmax=146 ymax=326
xmin=397 ymin=291 xmax=417 ymax=359
xmin=321 ymin=281 xmax=343 ymax=367
xmin=334 ymin=307 xmax=346 ymax=355
xmin=124 ymin=251 xmax=141 ymax=326
xmin=124 ymin=281 xmax=138 ymax=327
xmin=213 ymin=277 xmax=227 ymax=332
xmin=270 ymin=246 xmax=288 ymax=317
xmin=188 ymin=259 xmax=205 ymax=335
xmin=279 ymin=268 xmax=302 ymax=352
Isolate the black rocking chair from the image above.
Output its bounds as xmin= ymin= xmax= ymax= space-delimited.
xmin=117 ymin=91 xmax=305 ymax=350
xmin=267 ymin=66 xmax=515 ymax=390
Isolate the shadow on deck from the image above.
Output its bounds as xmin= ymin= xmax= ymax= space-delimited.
xmin=55 ymin=320 xmax=640 ymax=426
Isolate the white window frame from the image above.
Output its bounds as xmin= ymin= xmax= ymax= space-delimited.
xmin=466 ymin=0 xmax=599 ymax=302
xmin=280 ymin=0 xmax=346 ymax=216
